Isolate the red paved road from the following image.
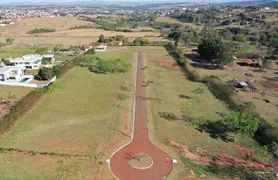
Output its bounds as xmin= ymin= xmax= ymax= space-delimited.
xmin=110 ymin=52 xmax=173 ymax=180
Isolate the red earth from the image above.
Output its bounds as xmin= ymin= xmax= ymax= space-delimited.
xmin=110 ymin=52 xmax=173 ymax=179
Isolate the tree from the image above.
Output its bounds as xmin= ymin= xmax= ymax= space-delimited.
xmin=218 ymin=42 xmax=234 ymax=68
xmin=98 ymin=35 xmax=105 ymax=43
xmin=38 ymin=67 xmax=54 ymax=80
xmin=198 ymin=37 xmax=222 ymax=66
xmin=5 ymin=38 xmax=15 ymax=45
xmin=225 ymin=111 xmax=260 ymax=140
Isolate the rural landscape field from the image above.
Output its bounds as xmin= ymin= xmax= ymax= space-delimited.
xmin=0 ymin=0 xmax=278 ymax=180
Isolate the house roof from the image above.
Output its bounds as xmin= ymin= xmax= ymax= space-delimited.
xmin=23 ymin=54 xmax=41 ymax=60
xmin=0 ymin=66 xmax=20 ymax=74
xmin=10 ymin=54 xmax=42 ymax=62
xmin=239 ymin=81 xmax=248 ymax=87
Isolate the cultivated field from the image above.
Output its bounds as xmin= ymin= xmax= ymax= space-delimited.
xmin=143 ymin=46 xmax=271 ymax=179
xmin=0 ymin=51 xmax=135 ymax=179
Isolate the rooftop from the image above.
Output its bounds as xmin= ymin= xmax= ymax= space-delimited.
xmin=0 ymin=66 xmax=20 ymax=74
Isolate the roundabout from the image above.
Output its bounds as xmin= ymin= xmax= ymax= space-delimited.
xmin=129 ymin=153 xmax=153 ymax=169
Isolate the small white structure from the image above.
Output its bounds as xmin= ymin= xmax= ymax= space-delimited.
xmin=95 ymin=45 xmax=107 ymax=52
xmin=42 ymin=54 xmax=55 ymax=64
xmin=0 ymin=66 xmax=24 ymax=81
xmin=10 ymin=54 xmax=42 ymax=69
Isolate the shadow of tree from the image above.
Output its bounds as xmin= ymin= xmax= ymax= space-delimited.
xmin=196 ymin=121 xmax=234 ymax=143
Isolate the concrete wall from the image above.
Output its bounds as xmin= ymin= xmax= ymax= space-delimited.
xmin=0 ymin=76 xmax=56 ymax=88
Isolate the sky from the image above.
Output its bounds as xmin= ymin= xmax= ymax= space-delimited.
xmin=0 ymin=0 xmax=256 ymax=3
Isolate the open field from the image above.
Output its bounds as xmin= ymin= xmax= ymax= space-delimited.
xmin=0 ymin=51 xmax=135 ymax=179
xmin=0 ymin=17 xmax=162 ymax=46
xmin=143 ymin=46 xmax=272 ymax=179
xmin=0 ymin=17 xmax=95 ymax=36
xmin=155 ymin=16 xmax=204 ymax=32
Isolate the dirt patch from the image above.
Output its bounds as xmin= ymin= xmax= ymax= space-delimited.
xmin=258 ymin=80 xmax=278 ymax=90
xmin=159 ymin=59 xmax=180 ymax=70
xmin=41 ymin=139 xmax=91 ymax=154
xmin=168 ymin=139 xmax=212 ymax=165
xmin=0 ymin=98 xmax=15 ymax=118
xmin=169 ymin=139 xmax=275 ymax=170
xmin=183 ymin=170 xmax=196 ymax=180
xmin=236 ymin=145 xmax=253 ymax=158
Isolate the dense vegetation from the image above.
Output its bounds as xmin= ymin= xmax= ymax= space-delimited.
xmin=80 ymin=56 xmax=131 ymax=74
xmin=27 ymin=28 xmax=56 ymax=34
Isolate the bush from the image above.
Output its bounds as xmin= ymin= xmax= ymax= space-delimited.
xmin=134 ymin=38 xmax=150 ymax=46
xmin=203 ymin=76 xmax=237 ymax=110
xmin=27 ymin=28 xmax=56 ymax=34
xmin=86 ymin=57 xmax=131 ymax=74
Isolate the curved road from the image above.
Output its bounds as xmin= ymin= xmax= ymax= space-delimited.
xmin=110 ymin=52 xmax=173 ymax=180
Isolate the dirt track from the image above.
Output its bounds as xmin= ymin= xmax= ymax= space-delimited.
xmin=110 ymin=52 xmax=173 ymax=179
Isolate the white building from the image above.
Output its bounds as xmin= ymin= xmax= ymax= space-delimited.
xmin=10 ymin=54 xmax=42 ymax=69
xmin=0 ymin=66 xmax=24 ymax=81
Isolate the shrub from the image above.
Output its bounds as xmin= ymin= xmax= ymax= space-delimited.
xmin=134 ymin=38 xmax=150 ymax=46
xmin=27 ymin=28 xmax=56 ymax=34
xmin=86 ymin=57 xmax=131 ymax=74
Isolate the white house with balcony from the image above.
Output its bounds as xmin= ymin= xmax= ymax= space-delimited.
xmin=10 ymin=54 xmax=42 ymax=69
xmin=0 ymin=66 xmax=24 ymax=81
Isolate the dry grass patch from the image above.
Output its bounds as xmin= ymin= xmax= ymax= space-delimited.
xmin=0 ymin=17 xmax=94 ymax=36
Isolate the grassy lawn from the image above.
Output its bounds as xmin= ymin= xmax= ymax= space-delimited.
xmin=0 ymin=51 xmax=135 ymax=179
xmin=0 ymin=152 xmax=115 ymax=180
xmin=0 ymin=85 xmax=31 ymax=100
xmin=143 ymin=47 xmax=270 ymax=179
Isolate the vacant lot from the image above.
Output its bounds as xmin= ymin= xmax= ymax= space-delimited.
xmin=0 ymin=51 xmax=135 ymax=179
xmin=144 ymin=47 xmax=271 ymax=179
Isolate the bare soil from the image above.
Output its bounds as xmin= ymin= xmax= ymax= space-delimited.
xmin=0 ymin=98 xmax=15 ymax=118
xmin=169 ymin=139 xmax=277 ymax=170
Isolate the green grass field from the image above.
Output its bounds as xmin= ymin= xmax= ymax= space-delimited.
xmin=144 ymin=47 xmax=270 ymax=179
xmin=0 ymin=51 xmax=135 ymax=179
